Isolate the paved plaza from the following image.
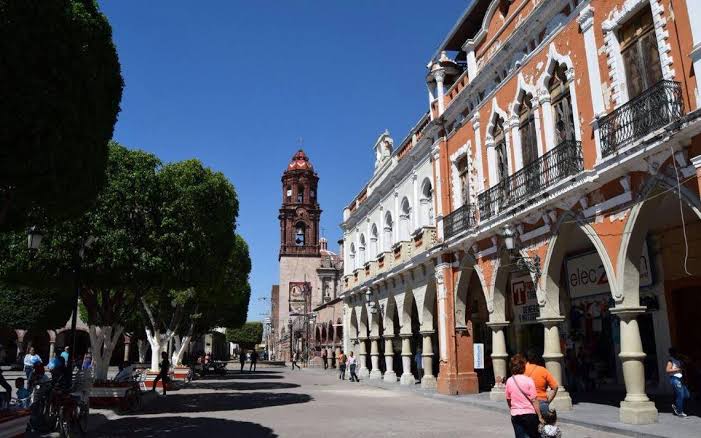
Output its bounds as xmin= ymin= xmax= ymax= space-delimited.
xmin=89 ymin=366 xmax=628 ymax=438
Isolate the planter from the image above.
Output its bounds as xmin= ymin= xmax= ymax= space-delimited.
xmin=171 ymin=366 xmax=191 ymax=381
xmin=140 ymin=370 xmax=177 ymax=391
xmin=89 ymin=383 xmax=132 ymax=408
xmin=0 ymin=410 xmax=30 ymax=438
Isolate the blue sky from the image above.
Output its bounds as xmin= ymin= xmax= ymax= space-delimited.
xmin=98 ymin=0 xmax=469 ymax=322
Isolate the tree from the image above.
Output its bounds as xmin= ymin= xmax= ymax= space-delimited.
xmin=226 ymin=322 xmax=263 ymax=350
xmin=0 ymin=285 xmax=73 ymax=331
xmin=170 ymin=235 xmax=251 ymax=366
xmin=0 ymin=142 xmax=161 ymax=379
xmin=140 ymin=159 xmax=240 ymax=370
xmin=0 ymin=0 xmax=123 ymax=230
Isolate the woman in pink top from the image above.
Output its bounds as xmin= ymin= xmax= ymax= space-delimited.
xmin=505 ymin=354 xmax=544 ymax=438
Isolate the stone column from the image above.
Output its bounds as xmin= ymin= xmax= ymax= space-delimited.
xmin=358 ymin=337 xmax=370 ymax=378
xmin=420 ymin=331 xmax=437 ymax=389
xmin=400 ymin=334 xmax=415 ymax=385
xmin=611 ymin=307 xmax=658 ymax=424
xmin=383 ymin=338 xmax=396 ymax=382
xmin=487 ymin=321 xmax=509 ymax=401
xmin=124 ymin=335 xmax=131 ymax=362
xmin=434 ymin=69 xmax=446 ymax=115
xmin=369 ymin=337 xmax=383 ymax=380
xmin=327 ymin=347 xmax=335 ymax=368
xmin=538 ymin=317 xmax=572 ymax=410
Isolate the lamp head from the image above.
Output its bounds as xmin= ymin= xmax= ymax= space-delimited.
xmin=502 ymin=224 xmax=516 ymax=251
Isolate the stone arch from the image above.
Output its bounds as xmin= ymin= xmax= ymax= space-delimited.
xmin=359 ymin=233 xmax=367 ymax=266
xmin=485 ymin=98 xmax=512 ymax=186
xmin=368 ymin=299 xmax=381 ymax=337
xmin=400 ymin=197 xmax=411 ymax=241
xmin=370 ymin=223 xmax=379 ymax=257
xmin=421 ymin=278 xmax=438 ymax=332
xmin=384 ymin=211 xmax=394 ymax=250
xmin=618 ymin=174 xmax=701 ymax=307
xmin=384 ymin=294 xmax=399 ymax=336
xmin=349 ymin=307 xmax=359 ymax=340
xmin=399 ymin=289 xmax=415 ymax=335
xmin=316 ymin=326 xmax=322 ymax=344
xmin=542 ymin=212 xmax=619 ymax=314
xmin=335 ymin=318 xmax=343 ymax=344
xmin=359 ymin=305 xmax=369 ymax=339
xmin=508 ymin=73 xmax=538 ymax=119
xmin=489 ymin=250 xmax=514 ymax=323
xmin=420 ymin=178 xmax=435 ymax=227
xmin=455 ymin=254 xmax=490 ymax=328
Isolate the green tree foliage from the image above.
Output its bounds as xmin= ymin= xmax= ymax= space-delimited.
xmin=0 ymin=0 xmax=123 ymax=230
xmin=0 ymin=285 xmax=72 ymax=330
xmin=226 ymin=322 xmax=263 ymax=349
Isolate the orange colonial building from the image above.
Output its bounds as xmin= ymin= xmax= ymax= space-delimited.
xmin=341 ymin=0 xmax=701 ymax=425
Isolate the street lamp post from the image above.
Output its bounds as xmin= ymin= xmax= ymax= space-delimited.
xmin=287 ymin=318 xmax=293 ymax=363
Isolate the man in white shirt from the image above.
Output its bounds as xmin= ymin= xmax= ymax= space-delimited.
xmin=23 ymin=347 xmax=41 ymax=386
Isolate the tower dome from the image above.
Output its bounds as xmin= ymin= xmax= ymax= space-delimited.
xmin=287 ymin=149 xmax=314 ymax=172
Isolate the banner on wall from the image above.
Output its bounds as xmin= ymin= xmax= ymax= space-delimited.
xmin=566 ymin=241 xmax=652 ymax=299
xmin=511 ymin=274 xmax=539 ymax=325
xmin=474 ymin=343 xmax=484 ymax=369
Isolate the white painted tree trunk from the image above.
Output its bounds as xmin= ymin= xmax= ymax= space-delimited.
xmin=88 ymin=325 xmax=124 ymax=381
xmin=137 ymin=339 xmax=147 ymax=363
xmin=145 ymin=328 xmax=175 ymax=371
xmin=171 ymin=335 xmax=192 ymax=366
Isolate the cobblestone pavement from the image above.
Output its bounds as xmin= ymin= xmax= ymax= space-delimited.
xmin=90 ymin=366 xmax=625 ymax=437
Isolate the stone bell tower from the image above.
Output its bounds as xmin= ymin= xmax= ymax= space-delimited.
xmin=279 ymin=150 xmax=321 ymax=258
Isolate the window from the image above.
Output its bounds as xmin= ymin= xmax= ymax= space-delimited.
xmin=519 ymin=93 xmax=538 ymax=167
xmin=349 ymin=243 xmax=356 ymax=270
xmin=420 ymin=178 xmax=434 ymax=226
xmin=400 ymin=197 xmax=411 ymax=240
xmin=619 ymin=6 xmax=662 ymax=99
xmin=549 ymin=63 xmax=576 ymax=144
xmin=295 ymin=223 xmax=305 ymax=246
xmin=297 ymin=184 xmax=305 ymax=203
xmin=286 ymin=186 xmax=292 ymax=203
xmin=494 ymin=117 xmax=509 ymax=184
xmin=359 ymin=234 xmax=366 ymax=266
xmin=457 ymin=155 xmax=469 ymax=206
xmin=370 ymin=224 xmax=379 ymax=257
xmin=384 ymin=212 xmax=393 ymax=250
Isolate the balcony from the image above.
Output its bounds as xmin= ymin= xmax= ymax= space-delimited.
xmin=443 ymin=204 xmax=477 ymax=239
xmin=599 ymin=80 xmax=684 ymax=157
xmin=478 ymin=140 xmax=583 ymax=221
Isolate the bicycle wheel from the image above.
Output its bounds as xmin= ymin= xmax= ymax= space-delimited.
xmin=77 ymin=401 xmax=89 ymax=434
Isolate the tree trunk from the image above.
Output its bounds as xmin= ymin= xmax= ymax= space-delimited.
xmin=145 ymin=328 xmax=175 ymax=371
xmin=137 ymin=339 xmax=147 ymax=364
xmin=171 ymin=335 xmax=192 ymax=366
xmin=88 ymin=325 xmax=124 ymax=381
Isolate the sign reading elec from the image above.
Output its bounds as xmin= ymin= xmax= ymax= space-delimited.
xmin=565 ymin=242 xmax=652 ymax=298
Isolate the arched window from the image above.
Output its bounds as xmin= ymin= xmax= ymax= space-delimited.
xmin=549 ymin=63 xmax=575 ymax=145
xmin=384 ymin=212 xmax=393 ymax=251
xmin=295 ymin=223 xmax=306 ymax=246
xmin=420 ymin=178 xmax=434 ymax=227
xmin=349 ymin=243 xmax=356 ymax=270
xmin=493 ymin=116 xmax=508 ymax=184
xmin=297 ymin=184 xmax=305 ymax=203
xmin=400 ymin=197 xmax=411 ymax=241
xmin=370 ymin=224 xmax=379 ymax=258
xmin=359 ymin=234 xmax=366 ymax=266
xmin=518 ymin=93 xmax=538 ymax=167
xmin=286 ymin=186 xmax=292 ymax=203
xmin=457 ymin=155 xmax=469 ymax=206
xmin=619 ymin=6 xmax=661 ymax=99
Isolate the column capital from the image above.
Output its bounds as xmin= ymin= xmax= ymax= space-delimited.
xmin=369 ymin=335 xmax=381 ymax=341
xmin=537 ymin=316 xmax=564 ymax=327
xmin=399 ymin=333 xmax=413 ymax=339
xmin=486 ymin=321 xmax=510 ymax=329
xmin=610 ymin=306 xmax=646 ymax=321
xmin=419 ymin=330 xmax=435 ymax=336
xmin=357 ymin=336 xmax=368 ymax=341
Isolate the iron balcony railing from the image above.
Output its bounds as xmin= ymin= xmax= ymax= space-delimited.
xmin=478 ymin=139 xmax=583 ymax=221
xmin=599 ymin=80 xmax=684 ymax=157
xmin=443 ymin=203 xmax=477 ymax=239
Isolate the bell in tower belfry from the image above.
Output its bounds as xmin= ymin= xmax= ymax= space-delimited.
xmin=279 ymin=150 xmax=322 ymax=259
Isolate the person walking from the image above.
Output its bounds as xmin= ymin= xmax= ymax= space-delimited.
xmin=23 ymin=348 xmax=41 ymax=386
xmin=322 ymin=349 xmax=328 ymax=370
xmin=525 ymin=351 xmax=559 ymax=415
xmin=348 ymin=351 xmax=359 ymax=382
xmin=151 ymin=351 xmax=170 ymax=396
xmin=249 ymin=350 xmax=258 ymax=372
xmin=60 ymin=346 xmax=70 ymax=365
xmin=239 ymin=350 xmax=246 ymax=373
xmin=415 ymin=347 xmax=423 ymax=383
xmin=667 ymin=347 xmax=691 ymax=417
xmin=81 ymin=351 xmax=93 ymax=370
xmin=291 ymin=350 xmax=301 ymax=370
xmin=505 ymin=354 xmax=543 ymax=438
xmin=338 ymin=350 xmax=347 ymax=380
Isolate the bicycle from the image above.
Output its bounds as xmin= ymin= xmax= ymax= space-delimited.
xmin=119 ymin=369 xmax=145 ymax=414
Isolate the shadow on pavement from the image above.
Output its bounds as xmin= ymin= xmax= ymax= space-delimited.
xmin=197 ymin=372 xmax=285 ymax=380
xmin=135 ymin=391 xmax=312 ymax=414
xmin=92 ymin=415 xmax=277 ymax=437
xmin=187 ymin=381 xmax=300 ymax=391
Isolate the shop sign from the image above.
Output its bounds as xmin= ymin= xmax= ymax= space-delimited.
xmin=511 ymin=274 xmax=539 ymax=325
xmin=474 ymin=343 xmax=484 ymax=369
xmin=566 ymin=242 xmax=652 ymax=299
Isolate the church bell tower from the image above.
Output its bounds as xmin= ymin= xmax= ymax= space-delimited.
xmin=279 ymin=150 xmax=321 ymax=259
